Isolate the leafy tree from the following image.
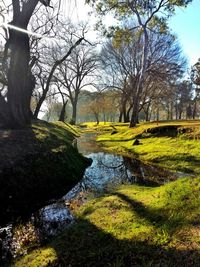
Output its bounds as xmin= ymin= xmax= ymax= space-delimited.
xmin=87 ymin=0 xmax=192 ymax=126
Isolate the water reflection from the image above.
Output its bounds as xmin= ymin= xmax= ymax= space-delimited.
xmin=82 ymin=152 xmax=135 ymax=190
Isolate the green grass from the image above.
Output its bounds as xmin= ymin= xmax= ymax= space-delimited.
xmin=11 ymin=120 xmax=200 ymax=266
xmin=12 ymin=175 xmax=200 ymax=266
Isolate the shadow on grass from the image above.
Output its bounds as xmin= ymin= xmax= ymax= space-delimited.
xmin=10 ymin=181 xmax=200 ymax=266
xmin=113 ymin=192 xmax=183 ymax=235
xmin=36 ymin=217 xmax=200 ymax=267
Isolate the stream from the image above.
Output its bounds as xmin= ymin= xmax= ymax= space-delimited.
xmin=0 ymin=132 xmax=177 ymax=263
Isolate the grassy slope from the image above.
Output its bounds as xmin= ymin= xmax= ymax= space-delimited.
xmin=12 ymin=121 xmax=200 ymax=266
xmin=96 ymin=120 xmax=200 ymax=174
xmin=0 ymin=120 xmax=89 ymax=224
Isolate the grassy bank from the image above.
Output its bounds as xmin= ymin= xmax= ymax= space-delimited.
xmin=95 ymin=120 xmax=200 ymax=174
xmin=0 ymin=120 xmax=90 ymax=224
xmin=11 ymin=120 xmax=200 ymax=266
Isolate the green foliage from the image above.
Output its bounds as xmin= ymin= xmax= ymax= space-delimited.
xmin=191 ymin=58 xmax=200 ymax=86
xmin=112 ymin=28 xmax=133 ymax=48
xmin=86 ymin=0 xmax=193 ymax=45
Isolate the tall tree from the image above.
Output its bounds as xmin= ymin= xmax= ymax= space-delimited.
xmin=0 ymin=0 xmax=54 ymax=128
xmin=87 ymin=0 xmax=192 ymax=126
xmin=101 ymin=29 xmax=186 ymax=123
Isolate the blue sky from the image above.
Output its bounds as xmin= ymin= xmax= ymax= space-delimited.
xmin=169 ymin=0 xmax=200 ymax=66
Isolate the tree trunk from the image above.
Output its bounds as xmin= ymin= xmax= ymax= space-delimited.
xmin=7 ymin=27 xmax=32 ymax=127
xmin=178 ymin=109 xmax=182 ymax=120
xmin=170 ymin=101 xmax=173 ymax=120
xmin=95 ymin=114 xmax=99 ymax=125
xmin=71 ymin=101 xmax=77 ymax=125
xmin=130 ymin=30 xmax=149 ymax=128
xmin=130 ymin=96 xmax=140 ymax=127
xmin=33 ymin=94 xmax=46 ymax=119
xmin=119 ymin=95 xmax=127 ymax=123
xmin=126 ymin=105 xmax=132 ymax=123
xmin=4 ymin=0 xmax=39 ymax=128
xmin=103 ymin=113 xmax=106 ymax=124
xmin=145 ymin=102 xmax=151 ymax=121
xmin=119 ymin=111 xmax=122 ymax=122
xmin=0 ymin=96 xmax=10 ymax=127
xmin=59 ymin=101 xmax=68 ymax=122
xmin=192 ymin=98 xmax=197 ymax=119
xmin=156 ymin=106 xmax=160 ymax=121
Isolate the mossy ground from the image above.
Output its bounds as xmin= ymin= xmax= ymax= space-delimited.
xmin=11 ymin=120 xmax=200 ymax=266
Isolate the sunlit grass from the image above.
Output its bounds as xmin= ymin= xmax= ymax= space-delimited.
xmin=95 ymin=120 xmax=200 ymax=174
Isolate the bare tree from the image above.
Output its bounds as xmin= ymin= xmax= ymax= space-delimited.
xmin=55 ymin=42 xmax=99 ymax=124
xmin=101 ymin=29 xmax=186 ymax=123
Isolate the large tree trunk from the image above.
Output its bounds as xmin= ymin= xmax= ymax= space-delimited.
xmin=2 ymin=0 xmax=39 ymax=128
xmin=130 ymin=95 xmax=140 ymax=127
xmin=7 ymin=29 xmax=32 ymax=127
xmin=0 ymin=96 xmax=10 ymax=127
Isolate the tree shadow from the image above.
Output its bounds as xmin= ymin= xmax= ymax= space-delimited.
xmin=112 ymin=192 xmax=183 ymax=234
xmin=46 ymin=217 xmax=200 ymax=267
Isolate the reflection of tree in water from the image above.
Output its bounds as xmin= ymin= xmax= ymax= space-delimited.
xmin=123 ymin=157 xmax=177 ymax=186
xmin=80 ymin=153 xmax=136 ymax=191
xmin=123 ymin=157 xmax=145 ymax=184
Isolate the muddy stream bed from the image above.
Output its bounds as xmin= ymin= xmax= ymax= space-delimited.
xmin=0 ymin=132 xmax=179 ymax=263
